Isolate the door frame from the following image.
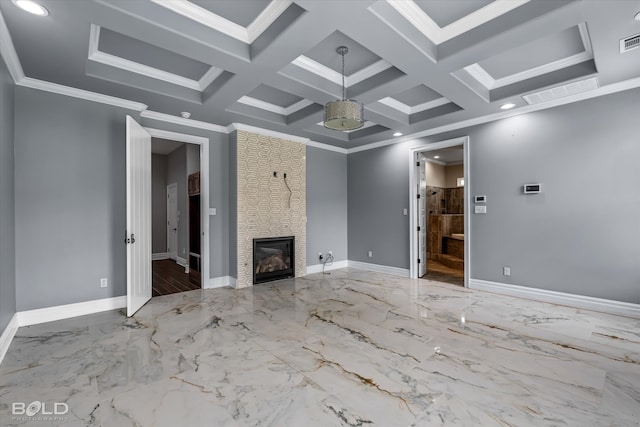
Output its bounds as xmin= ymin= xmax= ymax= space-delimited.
xmin=146 ymin=127 xmax=210 ymax=288
xmin=166 ymin=182 xmax=178 ymax=260
xmin=408 ymin=136 xmax=470 ymax=287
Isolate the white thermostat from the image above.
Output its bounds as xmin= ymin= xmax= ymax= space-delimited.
xmin=474 ymin=195 xmax=487 ymax=203
xmin=523 ymin=184 xmax=542 ymax=194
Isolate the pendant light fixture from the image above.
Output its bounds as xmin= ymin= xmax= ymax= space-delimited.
xmin=323 ymin=46 xmax=364 ymax=131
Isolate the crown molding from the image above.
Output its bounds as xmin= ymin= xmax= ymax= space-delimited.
xmin=17 ymin=77 xmax=147 ymax=111
xmin=89 ymin=24 xmax=222 ymax=92
xmin=387 ymin=0 xmax=529 ymax=45
xmin=0 ymin=9 xmax=25 ymax=83
xmin=292 ymin=56 xmax=393 ymax=87
xmin=140 ymin=110 xmax=228 ymax=133
xmin=348 ymin=76 xmax=640 ymax=154
xmin=379 ymin=96 xmax=450 ymax=115
xmin=149 ymin=0 xmax=291 ymax=44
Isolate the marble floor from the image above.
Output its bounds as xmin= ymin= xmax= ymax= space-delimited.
xmin=1 ymin=268 xmax=639 ymax=426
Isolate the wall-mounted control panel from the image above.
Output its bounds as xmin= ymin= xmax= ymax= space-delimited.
xmin=474 ymin=195 xmax=487 ymax=203
xmin=523 ymin=183 xmax=542 ymax=194
xmin=474 ymin=205 xmax=487 ymax=214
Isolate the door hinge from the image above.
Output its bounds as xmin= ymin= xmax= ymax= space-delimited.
xmin=417 ymin=258 xmax=421 ymax=264
xmin=416 ymin=161 xmax=420 ymax=166
xmin=417 ymin=226 xmax=421 ymax=231
xmin=417 ymin=194 xmax=421 ymax=199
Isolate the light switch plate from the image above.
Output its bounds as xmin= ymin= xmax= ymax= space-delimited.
xmin=474 ymin=205 xmax=487 ymax=214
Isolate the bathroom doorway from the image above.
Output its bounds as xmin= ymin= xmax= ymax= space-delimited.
xmin=409 ymin=137 xmax=469 ymax=286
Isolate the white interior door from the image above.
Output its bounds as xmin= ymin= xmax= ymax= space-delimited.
xmin=166 ymin=183 xmax=178 ymax=260
xmin=418 ymin=153 xmax=427 ymax=277
xmin=126 ymin=116 xmax=152 ymax=317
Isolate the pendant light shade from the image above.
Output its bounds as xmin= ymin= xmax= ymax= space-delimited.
xmin=323 ymin=46 xmax=364 ymax=131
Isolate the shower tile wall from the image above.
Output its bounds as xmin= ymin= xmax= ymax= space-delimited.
xmin=426 ymin=186 xmax=464 ymax=215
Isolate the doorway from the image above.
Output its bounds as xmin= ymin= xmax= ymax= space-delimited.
xmin=147 ymin=128 xmax=210 ymax=296
xmin=409 ymin=137 xmax=470 ymax=286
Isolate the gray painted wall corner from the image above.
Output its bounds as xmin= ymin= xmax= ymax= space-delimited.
xmin=0 ymin=53 xmax=16 ymax=331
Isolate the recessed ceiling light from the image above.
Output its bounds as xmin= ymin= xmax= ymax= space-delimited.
xmin=500 ymin=103 xmax=516 ymax=110
xmin=434 ymin=155 xmax=440 ymax=159
xmin=12 ymin=0 xmax=49 ymax=16
xmin=393 ymin=132 xmax=403 ymax=137
xmin=180 ymin=111 xmax=191 ymax=119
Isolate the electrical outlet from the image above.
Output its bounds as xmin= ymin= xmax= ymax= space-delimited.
xmin=503 ymin=267 xmax=511 ymax=276
xmin=100 ymin=278 xmax=108 ymax=288
xmin=368 ymin=251 xmax=373 ymax=258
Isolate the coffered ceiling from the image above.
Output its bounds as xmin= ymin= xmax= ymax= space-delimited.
xmin=1 ymin=0 xmax=639 ymax=149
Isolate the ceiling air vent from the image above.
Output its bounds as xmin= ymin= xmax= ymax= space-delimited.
xmin=522 ymin=77 xmax=599 ymax=105
xmin=620 ymin=33 xmax=640 ymax=53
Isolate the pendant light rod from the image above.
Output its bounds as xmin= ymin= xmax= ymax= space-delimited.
xmin=337 ymin=46 xmax=348 ymax=100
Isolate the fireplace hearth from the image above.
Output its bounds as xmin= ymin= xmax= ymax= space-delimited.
xmin=253 ymin=236 xmax=295 ymax=284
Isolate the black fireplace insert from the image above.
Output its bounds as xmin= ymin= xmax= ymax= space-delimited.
xmin=253 ymin=236 xmax=295 ymax=284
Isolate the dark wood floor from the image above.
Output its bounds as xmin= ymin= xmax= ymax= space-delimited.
xmin=421 ymin=259 xmax=465 ymax=286
xmin=152 ymin=259 xmax=200 ymax=297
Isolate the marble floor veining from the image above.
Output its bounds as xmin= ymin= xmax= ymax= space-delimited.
xmin=1 ymin=268 xmax=639 ymax=426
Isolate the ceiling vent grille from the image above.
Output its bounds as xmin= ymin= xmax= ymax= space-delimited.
xmin=522 ymin=77 xmax=599 ymax=105
xmin=620 ymin=33 xmax=640 ymax=53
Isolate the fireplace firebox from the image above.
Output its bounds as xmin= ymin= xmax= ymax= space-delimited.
xmin=253 ymin=236 xmax=295 ymax=284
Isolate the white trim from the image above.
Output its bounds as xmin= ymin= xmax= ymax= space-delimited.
xmin=149 ymin=0 xmax=292 ymax=44
xmin=347 ymin=260 xmax=410 ymax=277
xmin=0 ymin=314 xmax=19 ymax=365
xmin=204 ymin=276 xmax=236 ymax=289
xmin=146 ymin=127 xmax=210 ymax=290
xmin=469 ymin=279 xmax=640 ymax=319
xmin=17 ymin=77 xmax=147 ymax=111
xmin=291 ymin=56 xmax=393 ymax=87
xmin=152 ymin=252 xmax=170 ymax=260
xmin=347 ymin=76 xmax=640 ymax=154
xmin=408 ymin=136 xmax=470 ymax=288
xmin=141 ymin=110 xmax=228 ymax=134
xmin=88 ymin=24 xmax=222 ymax=92
xmin=378 ymin=96 xmax=450 ymax=115
xmin=0 ymin=9 xmax=25 ymax=83
xmin=464 ymin=23 xmax=594 ymax=90
xmin=16 ymin=297 xmax=127 ymax=327
xmin=305 ymin=260 xmax=349 ymax=275
xmin=387 ymin=0 xmax=529 ymax=45
xmin=237 ymin=96 xmax=313 ymax=116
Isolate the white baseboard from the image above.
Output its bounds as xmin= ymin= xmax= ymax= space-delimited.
xmin=469 ymin=279 xmax=640 ymax=319
xmin=16 ymin=296 xmax=128 ymax=327
xmin=152 ymin=252 xmax=170 ymax=260
xmin=347 ymin=261 xmax=410 ymax=277
xmin=306 ymin=260 xmax=349 ymax=275
xmin=205 ymin=276 xmax=236 ymax=289
xmin=0 ymin=314 xmax=19 ymax=365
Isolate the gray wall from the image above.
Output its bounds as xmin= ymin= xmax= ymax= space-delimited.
xmin=139 ymin=117 xmax=230 ymax=279
xmin=151 ymin=153 xmax=167 ymax=254
xmin=348 ymin=142 xmax=410 ymax=268
xmin=186 ymin=143 xmax=199 ymax=175
xmin=167 ymin=144 xmax=188 ymax=260
xmin=347 ymin=88 xmax=640 ymax=304
xmin=0 ymin=54 xmax=16 ymax=331
xmin=306 ymin=147 xmax=348 ymax=264
xmin=14 ymin=87 xmax=138 ymax=310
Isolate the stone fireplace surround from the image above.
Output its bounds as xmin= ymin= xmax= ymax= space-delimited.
xmin=236 ymin=130 xmax=306 ymax=288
